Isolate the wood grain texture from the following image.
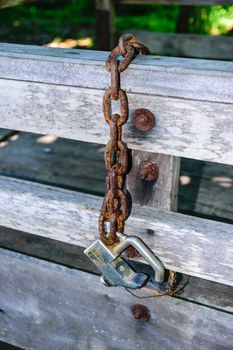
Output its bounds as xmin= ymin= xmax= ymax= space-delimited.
xmin=0 ymin=226 xmax=232 ymax=313
xmin=126 ymin=31 xmax=233 ymax=60
xmin=0 ymin=175 xmax=232 ymax=285
xmin=0 ymin=132 xmax=231 ymax=221
xmin=181 ymin=276 xmax=233 ymax=313
xmin=195 ymin=162 xmax=233 ymax=220
xmin=0 ymin=43 xmax=233 ymax=103
xmin=0 ymin=248 xmax=233 ymax=350
xmin=0 ymin=43 xmax=232 ymax=165
xmin=128 ymin=151 xmax=180 ymax=211
xmin=0 ymin=132 xmax=106 ymax=195
xmin=118 ymin=0 xmax=233 ymax=4
xmin=0 ymin=79 xmax=232 ymax=165
xmin=0 ymin=129 xmax=13 ymax=141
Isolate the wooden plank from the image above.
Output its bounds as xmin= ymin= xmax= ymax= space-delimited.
xmin=181 ymin=276 xmax=233 ymax=313
xmin=128 ymin=151 xmax=180 ymax=210
xmin=118 ymin=0 xmax=233 ymax=4
xmin=95 ymin=0 xmax=115 ymax=50
xmin=0 ymin=226 xmax=232 ymax=314
xmin=0 ymin=226 xmax=99 ymax=274
xmin=0 ymin=132 xmax=231 ymax=221
xmin=0 ymin=44 xmax=232 ymax=165
xmin=179 ymin=158 xmax=205 ymax=215
xmin=125 ymin=31 xmax=233 ymax=60
xmin=0 ymin=132 xmax=106 ymax=195
xmin=0 ymin=129 xmax=14 ymax=141
xmin=0 ymin=175 xmax=232 ymax=285
xmin=0 ymin=43 xmax=233 ymax=104
xmin=0 ymin=248 xmax=233 ymax=350
xmin=195 ymin=162 xmax=233 ymax=220
xmin=0 ymin=79 xmax=232 ymax=165
xmin=179 ymin=159 xmax=233 ymax=221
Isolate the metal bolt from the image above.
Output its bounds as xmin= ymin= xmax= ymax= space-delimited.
xmin=126 ymin=246 xmax=141 ymax=259
xmin=139 ymin=161 xmax=159 ymax=181
xmin=131 ymin=304 xmax=151 ymax=321
xmin=132 ymin=108 xmax=155 ymax=132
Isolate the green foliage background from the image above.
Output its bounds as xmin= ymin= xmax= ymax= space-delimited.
xmin=0 ymin=0 xmax=232 ymax=46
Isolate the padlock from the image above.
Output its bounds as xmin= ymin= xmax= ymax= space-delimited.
xmin=84 ymin=232 xmax=165 ymax=289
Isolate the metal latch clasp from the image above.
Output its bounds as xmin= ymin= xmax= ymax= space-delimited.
xmin=84 ymin=232 xmax=165 ymax=289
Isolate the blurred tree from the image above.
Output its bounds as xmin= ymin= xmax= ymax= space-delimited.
xmin=117 ymin=5 xmax=180 ymax=33
xmin=0 ymin=2 xmax=232 ymax=47
xmin=189 ymin=6 xmax=233 ymax=35
xmin=176 ymin=6 xmax=195 ymax=33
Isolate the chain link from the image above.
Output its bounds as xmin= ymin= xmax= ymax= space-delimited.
xmin=99 ymin=34 xmax=183 ymax=297
xmin=99 ymin=34 xmax=149 ymax=246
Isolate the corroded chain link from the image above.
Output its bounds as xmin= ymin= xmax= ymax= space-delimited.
xmin=98 ymin=34 xmax=185 ymax=298
xmin=99 ymin=34 xmax=150 ymax=246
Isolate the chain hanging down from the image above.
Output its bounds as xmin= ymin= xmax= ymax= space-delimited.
xmin=85 ymin=34 xmax=186 ymax=298
xmin=99 ymin=34 xmax=149 ymax=246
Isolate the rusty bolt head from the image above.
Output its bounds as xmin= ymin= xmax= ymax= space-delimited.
xmin=139 ymin=161 xmax=159 ymax=181
xmin=132 ymin=108 xmax=155 ymax=132
xmin=126 ymin=245 xmax=141 ymax=259
xmin=131 ymin=304 xmax=151 ymax=321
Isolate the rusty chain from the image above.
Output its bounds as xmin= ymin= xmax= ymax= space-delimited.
xmin=99 ymin=34 xmax=184 ymax=297
xmin=99 ymin=33 xmax=149 ymax=246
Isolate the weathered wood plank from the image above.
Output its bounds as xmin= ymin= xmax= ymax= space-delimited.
xmin=128 ymin=151 xmax=180 ymax=210
xmin=195 ymin=162 xmax=233 ymax=220
xmin=0 ymin=132 xmax=231 ymax=221
xmin=0 ymin=248 xmax=233 ymax=350
xmin=0 ymin=175 xmax=232 ymax=285
xmin=0 ymin=226 xmax=232 ymax=313
xmin=0 ymin=129 xmax=13 ymax=141
xmin=118 ymin=0 xmax=232 ymax=4
xmin=181 ymin=276 xmax=233 ymax=313
xmin=0 ymin=43 xmax=233 ymax=103
xmin=0 ymin=132 xmax=230 ymax=224
xmin=125 ymin=31 xmax=233 ymax=60
xmin=179 ymin=159 xmax=233 ymax=222
xmin=0 ymin=79 xmax=232 ymax=165
xmin=0 ymin=132 xmax=106 ymax=195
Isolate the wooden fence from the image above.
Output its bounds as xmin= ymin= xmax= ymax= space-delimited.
xmin=0 ymin=42 xmax=232 ymax=349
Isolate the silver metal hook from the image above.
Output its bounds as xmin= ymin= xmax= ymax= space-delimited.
xmin=84 ymin=232 xmax=165 ymax=289
xmin=114 ymin=232 xmax=165 ymax=283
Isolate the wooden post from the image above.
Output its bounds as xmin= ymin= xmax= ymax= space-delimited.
xmin=95 ymin=0 xmax=115 ymax=50
xmin=128 ymin=151 xmax=180 ymax=211
xmin=176 ymin=6 xmax=195 ymax=33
